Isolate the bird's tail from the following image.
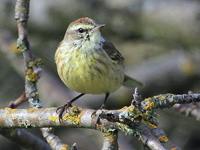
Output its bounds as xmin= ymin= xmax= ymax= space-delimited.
xmin=122 ymin=74 xmax=143 ymax=87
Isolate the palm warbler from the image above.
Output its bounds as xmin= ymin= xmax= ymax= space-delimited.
xmin=55 ymin=17 xmax=142 ymax=119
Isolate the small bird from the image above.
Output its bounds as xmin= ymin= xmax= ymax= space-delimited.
xmin=55 ymin=17 xmax=142 ymax=120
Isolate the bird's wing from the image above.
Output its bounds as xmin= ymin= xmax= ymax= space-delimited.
xmin=102 ymin=40 xmax=124 ymax=64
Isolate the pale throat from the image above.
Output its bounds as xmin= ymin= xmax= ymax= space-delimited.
xmin=81 ymin=31 xmax=105 ymax=51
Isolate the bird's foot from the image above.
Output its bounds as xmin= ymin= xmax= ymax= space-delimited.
xmin=56 ymin=102 xmax=72 ymax=122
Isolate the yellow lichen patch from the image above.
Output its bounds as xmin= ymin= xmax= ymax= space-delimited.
xmin=96 ymin=124 xmax=104 ymax=132
xmin=72 ymin=106 xmax=79 ymax=112
xmin=63 ymin=113 xmax=80 ymax=125
xmin=5 ymin=112 xmax=10 ymax=115
xmin=148 ymin=123 xmax=158 ymax=129
xmin=45 ymin=108 xmax=55 ymax=111
xmin=60 ymin=145 xmax=71 ymax=150
xmin=160 ymin=95 xmax=166 ymax=101
xmin=140 ymin=112 xmax=148 ymax=120
xmin=63 ymin=107 xmax=83 ymax=125
xmin=11 ymin=109 xmax=17 ymax=113
xmin=5 ymin=107 xmax=11 ymax=110
xmin=128 ymin=106 xmax=134 ymax=112
xmin=28 ymin=108 xmax=35 ymax=112
xmin=171 ymin=148 xmax=177 ymax=150
xmin=141 ymin=119 xmax=148 ymax=125
xmin=35 ymin=91 xmax=39 ymax=96
xmin=158 ymin=136 xmax=168 ymax=143
xmin=28 ymin=61 xmax=35 ymax=68
xmin=144 ymin=100 xmax=155 ymax=110
xmin=49 ymin=116 xmax=59 ymax=122
xmin=12 ymin=116 xmax=17 ymax=120
xmin=26 ymin=69 xmax=38 ymax=82
xmin=119 ymin=106 xmax=128 ymax=111
xmin=153 ymin=95 xmax=160 ymax=99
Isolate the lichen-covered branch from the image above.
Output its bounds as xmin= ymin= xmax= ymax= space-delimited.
xmin=0 ymin=105 xmax=182 ymax=149
xmin=141 ymin=93 xmax=200 ymax=111
xmin=139 ymin=121 xmax=181 ymax=150
xmin=41 ymin=127 xmax=72 ymax=150
xmin=15 ymin=0 xmax=42 ymax=108
xmin=102 ymin=130 xmax=118 ymax=150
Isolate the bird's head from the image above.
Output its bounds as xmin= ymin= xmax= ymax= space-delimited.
xmin=64 ymin=17 xmax=105 ymax=47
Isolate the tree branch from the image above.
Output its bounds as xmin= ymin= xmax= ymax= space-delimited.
xmin=102 ymin=130 xmax=118 ymax=150
xmin=0 ymin=128 xmax=51 ymax=150
xmin=15 ymin=0 xmax=42 ymax=108
xmin=41 ymin=127 xmax=76 ymax=150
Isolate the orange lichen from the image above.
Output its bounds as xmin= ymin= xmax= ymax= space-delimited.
xmin=5 ymin=107 xmax=11 ymax=110
xmin=158 ymin=136 xmax=168 ymax=143
xmin=109 ymin=137 xmax=114 ymax=143
xmin=171 ymin=148 xmax=177 ymax=150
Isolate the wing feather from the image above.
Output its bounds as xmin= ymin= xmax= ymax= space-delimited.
xmin=102 ymin=40 xmax=124 ymax=64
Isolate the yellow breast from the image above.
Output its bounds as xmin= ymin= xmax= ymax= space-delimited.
xmin=55 ymin=46 xmax=124 ymax=94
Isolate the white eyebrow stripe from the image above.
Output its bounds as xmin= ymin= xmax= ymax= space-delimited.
xmin=69 ymin=24 xmax=94 ymax=31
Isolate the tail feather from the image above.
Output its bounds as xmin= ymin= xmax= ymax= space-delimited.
xmin=122 ymin=74 xmax=143 ymax=87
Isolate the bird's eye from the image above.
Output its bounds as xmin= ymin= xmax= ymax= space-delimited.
xmin=78 ymin=28 xmax=84 ymax=33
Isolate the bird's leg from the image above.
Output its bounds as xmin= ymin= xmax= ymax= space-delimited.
xmin=95 ymin=93 xmax=110 ymax=124
xmin=56 ymin=93 xmax=85 ymax=122
xmin=100 ymin=93 xmax=109 ymax=109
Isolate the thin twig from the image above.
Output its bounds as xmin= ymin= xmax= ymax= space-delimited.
xmin=102 ymin=130 xmax=118 ymax=150
xmin=173 ymin=104 xmax=200 ymax=121
xmin=15 ymin=0 xmax=42 ymax=108
xmin=41 ymin=128 xmax=72 ymax=150
xmin=8 ymin=91 xmax=27 ymax=108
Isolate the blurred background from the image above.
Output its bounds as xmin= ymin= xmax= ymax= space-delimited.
xmin=0 ymin=0 xmax=200 ymax=149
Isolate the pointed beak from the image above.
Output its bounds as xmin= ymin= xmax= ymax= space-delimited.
xmin=92 ymin=24 xmax=105 ymax=32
